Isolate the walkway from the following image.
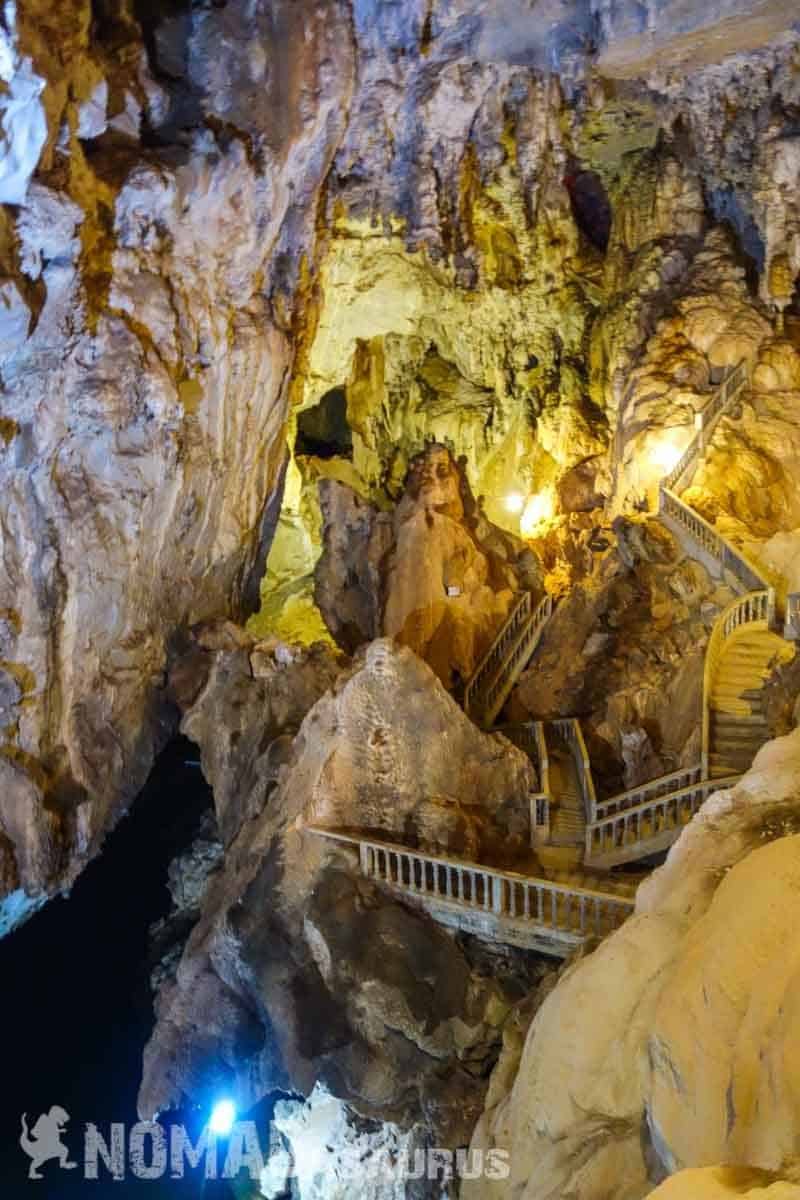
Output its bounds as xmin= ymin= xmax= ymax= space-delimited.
xmin=307 ymin=827 xmax=634 ymax=958
xmin=307 ymin=359 xmax=799 ymax=957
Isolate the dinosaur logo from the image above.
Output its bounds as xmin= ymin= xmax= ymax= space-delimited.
xmin=19 ymin=1107 xmax=78 ymax=1180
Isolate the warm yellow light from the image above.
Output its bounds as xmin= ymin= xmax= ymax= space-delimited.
xmin=504 ymin=491 xmax=525 ymax=514
xmin=649 ymin=440 xmax=683 ymax=475
xmin=520 ymin=490 xmax=555 ymax=537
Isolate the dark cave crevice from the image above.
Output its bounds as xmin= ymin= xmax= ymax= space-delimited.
xmin=0 ymin=737 xmax=219 ymax=1196
xmin=564 ymin=166 xmax=612 ymax=253
xmin=295 ymin=386 xmax=353 ymax=460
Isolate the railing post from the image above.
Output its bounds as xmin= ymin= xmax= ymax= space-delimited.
xmin=492 ymin=875 xmax=504 ymax=915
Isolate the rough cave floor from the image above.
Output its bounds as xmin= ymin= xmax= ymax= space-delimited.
xmin=0 ymin=739 xmax=235 ymax=1197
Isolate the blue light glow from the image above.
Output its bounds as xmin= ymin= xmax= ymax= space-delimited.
xmin=209 ymin=1099 xmax=237 ymax=1135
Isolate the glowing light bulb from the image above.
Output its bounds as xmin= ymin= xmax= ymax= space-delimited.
xmin=209 ymin=1099 xmax=237 ymax=1135
xmin=520 ymin=491 xmax=555 ymax=537
xmin=649 ymin=440 xmax=683 ymax=475
xmin=504 ymin=491 xmax=525 ymax=514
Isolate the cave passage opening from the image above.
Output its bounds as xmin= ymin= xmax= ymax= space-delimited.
xmin=0 ymin=737 xmax=238 ymax=1197
xmin=295 ymin=386 xmax=353 ymax=459
xmin=564 ymin=166 xmax=612 ymax=252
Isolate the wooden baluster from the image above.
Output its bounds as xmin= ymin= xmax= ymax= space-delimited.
xmin=492 ymin=876 xmax=504 ymax=915
xmin=579 ymin=896 xmax=586 ymax=934
xmin=550 ymin=890 xmax=557 ymax=926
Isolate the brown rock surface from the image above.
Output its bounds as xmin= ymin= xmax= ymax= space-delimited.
xmin=315 ymin=445 xmax=537 ymax=687
xmin=139 ymin=637 xmax=543 ymax=1149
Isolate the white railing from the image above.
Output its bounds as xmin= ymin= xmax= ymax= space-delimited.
xmin=585 ymin=774 xmax=740 ymax=867
xmin=550 ymin=717 xmax=598 ymax=820
xmin=496 ymin=721 xmax=551 ymax=846
xmin=496 ymin=720 xmax=538 ymax=761
xmin=530 ymin=792 xmax=550 ymax=844
xmin=464 ymin=592 xmax=532 ymax=717
xmin=659 ymin=488 xmax=775 ymax=610
xmin=465 ymin=594 xmax=554 ymax=727
xmin=701 ymin=591 xmax=772 ymax=776
xmin=657 ymin=358 xmax=781 ymax=630
xmin=786 ymin=594 xmax=800 ymax=640
xmin=594 ymin=764 xmax=702 ymax=822
xmin=700 ymin=592 xmax=777 ymax=777
xmin=496 ymin=720 xmax=550 ymax=791
xmin=661 ymin=358 xmax=750 ymax=495
xmin=308 ymin=827 xmax=633 ymax=943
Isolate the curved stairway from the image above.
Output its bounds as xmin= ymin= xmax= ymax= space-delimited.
xmin=707 ymin=626 xmax=793 ymax=777
xmin=477 ymin=359 xmax=798 ymax=876
xmin=306 ymin=360 xmax=800 ymax=958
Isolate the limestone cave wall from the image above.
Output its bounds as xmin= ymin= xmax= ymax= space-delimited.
xmin=3 ymin=4 xmax=800 ymax=1198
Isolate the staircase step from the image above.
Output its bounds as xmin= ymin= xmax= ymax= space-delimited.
xmin=715 ymin=668 xmax=770 ymax=682
xmin=710 ymin=708 xmax=767 ymax=720
xmin=709 ymin=752 xmax=756 ymax=769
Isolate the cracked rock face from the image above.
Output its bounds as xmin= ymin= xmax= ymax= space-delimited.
xmin=139 ymin=637 xmax=544 ymax=1152
xmin=0 ymin=0 xmax=354 ymax=930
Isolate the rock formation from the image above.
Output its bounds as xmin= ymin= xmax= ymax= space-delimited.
xmin=466 ymin=729 xmax=800 ymax=1199
xmin=314 ymin=444 xmax=540 ymax=686
xmin=140 ymin=637 xmax=544 ymax=1154
xmin=4 ymin=2 xmax=800 ymax=1198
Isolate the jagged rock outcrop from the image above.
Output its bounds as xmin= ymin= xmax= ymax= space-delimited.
xmin=0 ymin=0 xmax=355 ymax=932
xmin=511 ymin=516 xmax=732 ymax=792
xmin=4 ymin=0 xmax=800 ymax=936
xmin=138 ymin=638 xmax=544 ymax=1155
xmin=314 ymin=445 xmax=541 ymax=686
xmin=465 ymin=728 xmax=800 ymax=1200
